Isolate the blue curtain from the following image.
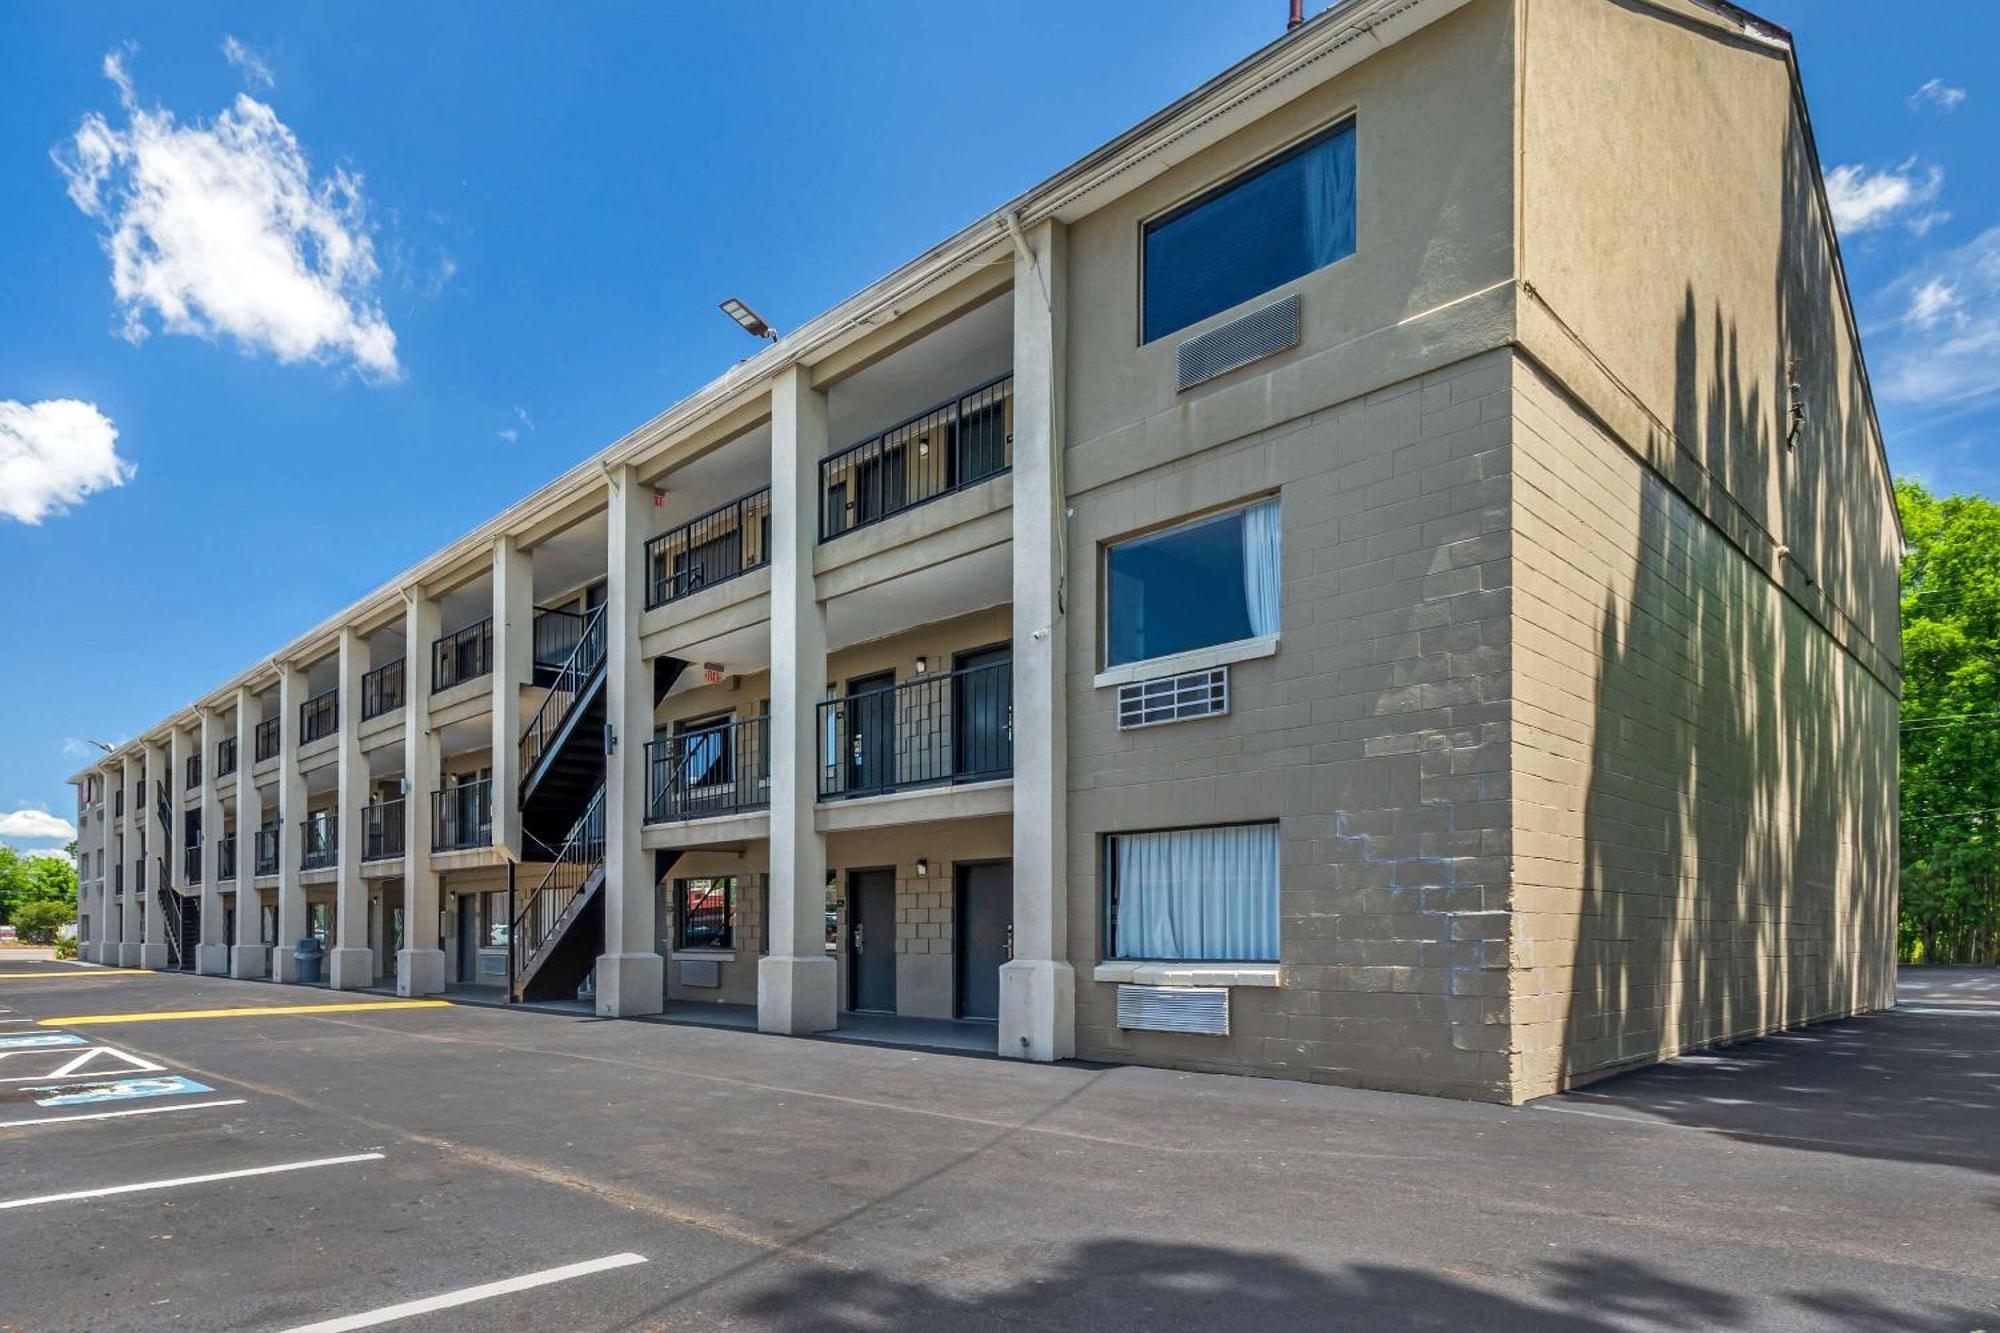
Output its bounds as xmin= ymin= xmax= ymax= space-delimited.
xmin=1113 ymin=823 xmax=1279 ymax=962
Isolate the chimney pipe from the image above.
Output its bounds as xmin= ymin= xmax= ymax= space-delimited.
xmin=1288 ymin=0 xmax=1304 ymax=29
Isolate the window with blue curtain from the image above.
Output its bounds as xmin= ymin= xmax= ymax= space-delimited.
xmin=1105 ymin=497 xmax=1281 ymax=668
xmin=1142 ymin=119 xmax=1356 ymax=343
xmin=1106 ymin=823 xmax=1280 ymax=962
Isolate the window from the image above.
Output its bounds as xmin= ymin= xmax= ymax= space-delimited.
xmin=483 ymin=891 xmax=509 ymax=948
xmin=1105 ymin=823 xmax=1279 ymax=962
xmin=1143 ymin=120 xmax=1355 ymax=344
xmin=1105 ymin=498 xmax=1280 ymax=668
xmin=676 ymin=877 xmax=735 ymax=951
xmin=676 ymin=715 xmax=733 ymax=789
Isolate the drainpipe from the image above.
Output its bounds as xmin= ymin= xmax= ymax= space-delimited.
xmin=1288 ymin=0 xmax=1304 ymax=30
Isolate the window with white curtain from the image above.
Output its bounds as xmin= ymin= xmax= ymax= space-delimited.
xmin=1105 ymin=822 xmax=1280 ymax=962
xmin=1142 ymin=119 xmax=1356 ymax=343
xmin=1105 ymin=497 xmax=1281 ymax=668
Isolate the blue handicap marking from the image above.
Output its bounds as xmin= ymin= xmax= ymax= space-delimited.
xmin=31 ymin=1075 xmax=215 ymax=1107
xmin=0 ymin=1032 xmax=88 ymax=1050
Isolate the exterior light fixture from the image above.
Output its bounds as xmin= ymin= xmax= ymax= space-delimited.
xmin=914 ymin=656 xmax=929 ymax=674
xmin=719 ymin=298 xmax=779 ymax=341
xmin=916 ymin=858 xmax=929 ymax=876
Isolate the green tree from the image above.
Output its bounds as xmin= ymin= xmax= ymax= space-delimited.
xmin=1897 ymin=480 xmax=2000 ymax=964
xmin=0 ymin=845 xmax=78 ymax=925
xmin=11 ymin=899 xmax=76 ymax=945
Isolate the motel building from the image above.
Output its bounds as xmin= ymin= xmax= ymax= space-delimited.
xmin=68 ymin=0 xmax=1899 ymax=1103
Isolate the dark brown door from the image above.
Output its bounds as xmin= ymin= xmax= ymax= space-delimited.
xmin=848 ymin=867 xmax=897 ymax=1013
xmin=955 ymin=861 xmax=1010 ymax=1021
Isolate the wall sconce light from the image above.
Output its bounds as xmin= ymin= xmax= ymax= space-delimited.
xmin=915 ymin=858 xmax=929 ymax=876
xmin=914 ymin=656 xmax=929 ymax=674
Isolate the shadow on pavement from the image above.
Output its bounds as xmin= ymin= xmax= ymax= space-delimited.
xmin=1557 ymin=968 xmax=2000 ymax=1177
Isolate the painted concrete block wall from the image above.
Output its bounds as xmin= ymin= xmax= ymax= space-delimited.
xmin=1507 ymin=357 xmax=1899 ymax=1099
xmin=1064 ymin=349 xmax=1516 ymax=1100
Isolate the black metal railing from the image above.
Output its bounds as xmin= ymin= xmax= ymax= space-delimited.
xmin=300 ymin=688 xmax=338 ymax=744
xmin=185 ymin=754 xmax=202 ymax=790
xmin=820 ymin=374 xmax=1012 ymax=541
xmin=432 ymin=780 xmax=492 ymax=852
xmin=646 ymin=485 xmax=771 ymax=608
xmin=533 ymin=608 xmax=588 ymax=670
xmin=817 ymin=659 xmax=1012 ymax=799
xmin=255 ymin=822 xmax=280 ymax=875
xmin=362 ymin=799 xmax=405 ymax=861
xmin=301 ymin=809 xmax=338 ymax=870
xmin=183 ymin=843 xmax=201 ymax=883
xmin=520 ymin=605 xmax=607 ymax=785
xmin=511 ymin=785 xmax=605 ymax=993
xmin=155 ymin=781 xmax=170 ymax=835
xmin=433 ymin=618 xmax=493 ymax=692
xmin=645 ymin=715 xmax=769 ymax=824
xmin=217 ymin=834 xmax=236 ymax=881
xmin=135 ymin=860 xmax=146 ymax=892
xmin=362 ymin=658 xmax=405 ymax=720
xmin=114 ymin=788 xmax=124 ymax=817
xmin=217 ymin=736 xmax=237 ymax=777
xmin=254 ymin=718 xmax=280 ymax=762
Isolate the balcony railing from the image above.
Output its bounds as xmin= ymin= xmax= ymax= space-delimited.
xmin=217 ymin=835 xmax=236 ymax=881
xmin=362 ymin=799 xmax=405 ymax=861
xmin=183 ymin=842 xmax=201 ymax=883
xmin=817 ymin=659 xmax=1012 ymax=799
xmin=533 ymin=608 xmax=588 ymax=671
xmin=432 ymin=780 xmax=492 ymax=853
xmin=646 ymin=486 xmax=771 ymax=608
xmin=301 ymin=810 xmax=338 ymax=871
xmin=114 ymin=788 xmax=124 ymax=818
xmin=254 ymin=718 xmax=280 ymax=762
xmin=645 ymin=715 xmax=769 ymax=824
xmin=433 ymin=618 xmax=493 ymax=692
xmin=300 ymin=689 xmax=338 ymax=744
xmin=820 ymin=374 xmax=1012 ymax=541
xmin=185 ymin=754 xmax=202 ymax=790
xmin=135 ymin=860 xmax=146 ymax=892
xmin=362 ymin=658 xmax=405 ymax=720
xmin=255 ymin=823 xmax=280 ymax=876
xmin=217 ymin=736 xmax=237 ymax=778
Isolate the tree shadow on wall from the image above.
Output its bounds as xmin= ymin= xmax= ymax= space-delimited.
xmin=1556 ymin=102 xmax=1897 ymax=1104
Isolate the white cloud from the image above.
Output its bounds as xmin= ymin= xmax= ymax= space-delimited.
xmin=53 ymin=52 xmax=399 ymax=379
xmin=25 ymin=846 xmax=77 ymax=863
xmin=220 ymin=35 xmax=273 ymax=90
xmin=1824 ymin=159 xmax=1944 ymax=236
xmin=1876 ymin=227 xmax=2000 ymax=409
xmin=1908 ymin=78 xmax=1966 ymax=112
xmin=0 ymin=398 xmax=132 ymax=524
xmin=0 ymin=810 xmax=77 ymax=840
xmin=497 ymin=405 xmax=534 ymax=443
xmin=61 ymin=738 xmax=97 ymax=759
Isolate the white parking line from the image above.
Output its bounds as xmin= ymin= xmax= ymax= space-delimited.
xmin=0 ymin=1152 xmax=385 ymax=1210
xmin=0 ymin=1098 xmax=247 ymax=1130
xmin=280 ymin=1253 xmax=651 ymax=1332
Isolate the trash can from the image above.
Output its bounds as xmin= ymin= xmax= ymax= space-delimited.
xmin=293 ymin=936 xmax=325 ymax=985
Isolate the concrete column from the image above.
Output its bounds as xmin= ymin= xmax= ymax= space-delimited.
xmin=119 ymin=753 xmax=141 ymax=966
xmin=92 ymin=768 xmax=115 ymax=963
xmin=759 ymin=366 xmax=838 ymax=1035
xmin=398 ymin=588 xmax=446 ymax=996
xmin=491 ymin=534 xmax=532 ymax=861
xmin=329 ymin=627 xmax=374 ymax=989
xmin=274 ymin=663 xmax=308 ymax=981
xmin=196 ymin=709 xmax=229 ymax=973
xmin=596 ymin=465 xmax=663 ymax=1017
xmin=1001 ymin=217 xmax=1076 ymax=1062
xmin=231 ymin=686 xmax=268 ymax=978
xmin=139 ymin=739 xmax=169 ymax=969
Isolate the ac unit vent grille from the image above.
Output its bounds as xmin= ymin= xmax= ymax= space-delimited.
xmin=1116 ymin=984 xmax=1230 ymax=1036
xmin=1176 ymin=294 xmax=1302 ymax=391
xmin=1117 ymin=666 xmax=1228 ymax=730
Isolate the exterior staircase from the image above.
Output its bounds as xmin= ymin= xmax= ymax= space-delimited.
xmin=510 ymin=786 xmax=605 ymax=1002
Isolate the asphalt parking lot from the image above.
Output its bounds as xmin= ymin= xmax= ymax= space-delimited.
xmin=0 ymin=962 xmax=1994 ymax=1332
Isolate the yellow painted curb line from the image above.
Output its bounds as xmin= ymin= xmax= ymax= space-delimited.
xmin=0 ymin=970 xmax=149 ymax=980
xmin=38 ymin=1000 xmax=454 ymax=1026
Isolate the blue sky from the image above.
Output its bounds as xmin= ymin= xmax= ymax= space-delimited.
xmin=2 ymin=1 xmax=1995 ymax=855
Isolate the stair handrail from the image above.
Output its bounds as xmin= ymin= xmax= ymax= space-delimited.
xmin=156 ymin=874 xmax=182 ymax=969
xmin=510 ymin=784 xmax=607 ymax=989
xmin=519 ymin=604 xmax=609 ymax=789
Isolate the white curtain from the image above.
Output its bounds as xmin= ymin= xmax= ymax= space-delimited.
xmin=1113 ymin=823 xmax=1279 ymax=962
xmin=1241 ymin=499 xmax=1282 ymax=638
